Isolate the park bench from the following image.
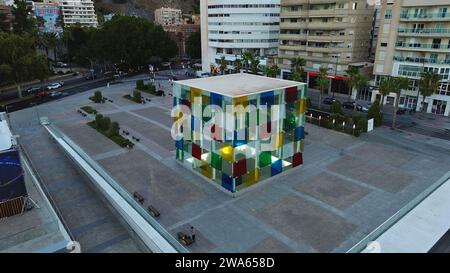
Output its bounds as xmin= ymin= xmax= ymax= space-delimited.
xmin=133 ymin=191 xmax=144 ymax=204
xmin=147 ymin=205 xmax=160 ymax=218
xmin=177 ymin=232 xmax=193 ymax=246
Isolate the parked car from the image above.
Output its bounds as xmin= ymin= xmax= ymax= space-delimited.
xmin=46 ymin=82 xmax=62 ymax=90
xmin=36 ymin=91 xmax=48 ymax=97
xmin=54 ymin=62 xmax=68 ymax=68
xmin=49 ymin=91 xmax=62 ymax=97
xmin=25 ymin=86 xmax=42 ymax=95
xmin=322 ymin=97 xmax=339 ymax=105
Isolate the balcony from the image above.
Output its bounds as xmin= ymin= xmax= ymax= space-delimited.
xmin=279 ymin=33 xmax=307 ymax=41
xmin=398 ymin=28 xmax=450 ymax=37
xmin=400 ymin=12 xmax=450 ymax=21
xmin=393 ymin=56 xmax=450 ymax=65
xmin=396 ymin=42 xmax=450 ymax=52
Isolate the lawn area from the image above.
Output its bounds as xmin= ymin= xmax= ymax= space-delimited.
xmin=87 ymin=120 xmax=133 ymax=148
xmin=81 ymin=106 xmax=97 ymax=114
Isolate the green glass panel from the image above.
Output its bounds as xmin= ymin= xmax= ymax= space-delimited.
xmin=259 ymin=151 xmax=272 ymax=168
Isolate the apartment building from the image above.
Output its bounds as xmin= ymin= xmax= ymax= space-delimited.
xmin=278 ymin=0 xmax=374 ymax=96
xmin=154 ymin=7 xmax=182 ymax=26
xmin=373 ymin=0 xmax=450 ymax=116
xmin=59 ymin=0 xmax=98 ymax=28
xmin=201 ymin=0 xmax=281 ymax=73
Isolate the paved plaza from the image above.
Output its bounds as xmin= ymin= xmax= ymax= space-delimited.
xmin=10 ymin=78 xmax=450 ymax=252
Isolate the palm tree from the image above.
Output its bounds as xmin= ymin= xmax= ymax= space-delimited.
xmin=219 ymin=56 xmax=227 ymax=75
xmin=344 ymin=66 xmax=360 ymax=101
xmin=290 ymin=57 xmax=306 ymax=80
xmin=264 ymin=64 xmax=279 ymax=78
xmin=352 ymin=73 xmax=369 ymax=111
xmin=418 ymin=70 xmax=441 ymax=112
xmin=391 ymin=76 xmax=410 ymax=129
xmin=378 ymin=77 xmax=394 ymax=111
xmin=315 ymin=66 xmax=330 ymax=110
xmin=234 ymin=58 xmax=242 ymax=73
xmin=241 ymin=51 xmax=253 ymax=73
xmin=250 ymin=56 xmax=260 ymax=75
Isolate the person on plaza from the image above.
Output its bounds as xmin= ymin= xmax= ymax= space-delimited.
xmin=190 ymin=226 xmax=196 ymax=242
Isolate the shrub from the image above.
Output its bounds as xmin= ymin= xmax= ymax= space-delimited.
xmin=108 ymin=121 xmax=120 ymax=137
xmin=156 ymin=90 xmax=165 ymax=96
xmin=305 ymin=97 xmax=312 ymax=108
xmin=95 ymin=114 xmax=103 ymax=128
xmin=330 ymin=101 xmax=344 ymax=115
xmin=93 ymin=90 xmax=103 ymax=103
xmin=136 ymin=80 xmax=145 ymax=90
xmin=368 ymin=100 xmax=383 ymax=127
xmin=81 ymin=106 xmax=97 ymax=114
xmin=357 ymin=117 xmax=368 ymax=133
xmin=99 ymin=116 xmax=111 ymax=131
xmin=133 ymin=90 xmax=141 ymax=102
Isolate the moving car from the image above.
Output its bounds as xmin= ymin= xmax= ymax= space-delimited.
xmin=343 ymin=101 xmax=367 ymax=112
xmin=46 ymin=82 xmax=62 ymax=90
xmin=322 ymin=97 xmax=339 ymax=105
xmin=49 ymin=91 xmax=62 ymax=97
xmin=25 ymin=86 xmax=42 ymax=95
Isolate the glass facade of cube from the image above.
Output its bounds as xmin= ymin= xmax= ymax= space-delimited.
xmin=172 ymin=79 xmax=307 ymax=193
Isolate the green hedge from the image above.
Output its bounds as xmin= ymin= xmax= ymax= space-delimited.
xmin=87 ymin=117 xmax=133 ymax=148
xmin=81 ymin=106 xmax=97 ymax=114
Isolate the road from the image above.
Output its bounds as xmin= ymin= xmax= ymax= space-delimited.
xmin=2 ymin=69 xmax=193 ymax=113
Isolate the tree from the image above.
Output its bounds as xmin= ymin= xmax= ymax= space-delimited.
xmin=250 ymin=56 xmax=260 ymax=75
xmin=290 ymin=57 xmax=306 ymax=81
xmin=0 ymin=32 xmax=49 ymax=98
xmin=264 ymin=64 xmax=279 ymax=78
xmin=219 ymin=56 xmax=227 ymax=75
xmin=241 ymin=51 xmax=253 ymax=73
xmin=378 ymin=76 xmax=395 ymax=111
xmin=315 ymin=66 xmax=330 ymax=110
xmin=418 ymin=70 xmax=441 ymax=112
xmin=93 ymin=90 xmax=102 ymax=103
xmin=391 ymin=77 xmax=410 ymax=129
xmin=352 ymin=73 xmax=369 ymax=111
xmin=108 ymin=121 xmax=120 ymax=137
xmin=234 ymin=58 xmax=242 ymax=73
xmin=331 ymin=101 xmax=344 ymax=115
xmin=133 ymin=90 xmax=141 ymax=102
xmin=368 ymin=100 xmax=383 ymax=127
xmin=11 ymin=0 xmax=36 ymax=34
xmin=344 ymin=66 xmax=360 ymax=101
xmin=38 ymin=32 xmax=58 ymax=61
xmin=186 ymin=31 xmax=201 ymax=59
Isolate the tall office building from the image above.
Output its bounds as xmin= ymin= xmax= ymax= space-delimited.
xmin=201 ymin=0 xmax=281 ymax=73
xmin=278 ymin=0 xmax=374 ymax=96
xmin=373 ymin=0 xmax=450 ymax=116
xmin=59 ymin=0 xmax=98 ymax=28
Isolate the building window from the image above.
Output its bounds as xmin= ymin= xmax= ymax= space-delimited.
xmin=352 ymin=2 xmax=357 ymax=10
xmin=384 ymin=9 xmax=392 ymax=19
xmin=380 ymin=42 xmax=388 ymax=47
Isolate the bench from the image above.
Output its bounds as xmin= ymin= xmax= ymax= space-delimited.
xmin=177 ymin=232 xmax=194 ymax=246
xmin=147 ymin=205 xmax=160 ymax=218
xmin=133 ymin=191 xmax=144 ymax=204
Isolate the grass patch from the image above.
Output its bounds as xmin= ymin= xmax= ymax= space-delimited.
xmin=87 ymin=121 xmax=133 ymax=148
xmin=81 ymin=106 xmax=97 ymax=114
xmin=123 ymin=94 xmax=141 ymax=103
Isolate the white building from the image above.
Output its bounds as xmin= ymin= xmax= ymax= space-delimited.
xmin=154 ymin=7 xmax=182 ymax=26
xmin=201 ymin=0 xmax=280 ymax=73
xmin=59 ymin=0 xmax=98 ymax=28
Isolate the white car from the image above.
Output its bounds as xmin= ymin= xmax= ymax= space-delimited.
xmin=46 ymin=82 xmax=62 ymax=90
xmin=49 ymin=91 xmax=62 ymax=97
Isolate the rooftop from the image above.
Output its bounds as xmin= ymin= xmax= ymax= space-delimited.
xmin=176 ymin=73 xmax=304 ymax=97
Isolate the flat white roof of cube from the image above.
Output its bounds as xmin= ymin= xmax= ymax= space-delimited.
xmin=176 ymin=73 xmax=305 ymax=97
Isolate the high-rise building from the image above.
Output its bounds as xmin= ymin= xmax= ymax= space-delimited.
xmin=201 ymin=0 xmax=281 ymax=73
xmin=372 ymin=0 xmax=450 ymax=116
xmin=59 ymin=0 xmax=98 ymax=28
xmin=278 ymin=0 xmax=375 ymax=96
xmin=154 ymin=7 xmax=182 ymax=26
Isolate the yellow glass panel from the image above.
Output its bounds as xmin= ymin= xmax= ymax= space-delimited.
xmin=221 ymin=144 xmax=233 ymax=161
xmin=296 ymin=99 xmax=307 ymax=115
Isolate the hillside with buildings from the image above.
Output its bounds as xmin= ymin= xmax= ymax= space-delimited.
xmin=94 ymin=0 xmax=199 ymax=21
